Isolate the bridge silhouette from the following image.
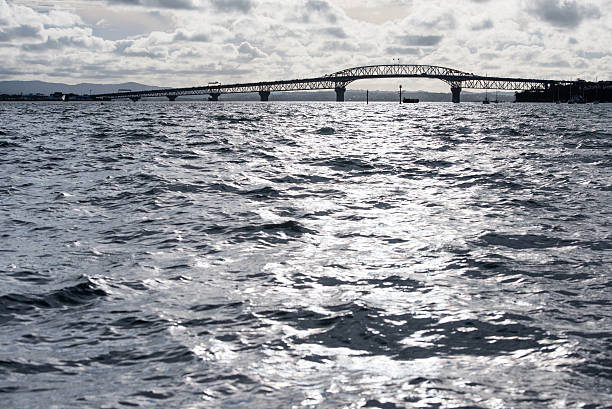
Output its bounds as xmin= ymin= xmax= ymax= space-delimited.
xmin=93 ymin=64 xmax=576 ymax=103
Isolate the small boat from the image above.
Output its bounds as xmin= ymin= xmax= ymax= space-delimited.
xmin=402 ymin=98 xmax=419 ymax=103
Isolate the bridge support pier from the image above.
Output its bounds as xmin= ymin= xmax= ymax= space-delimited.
xmin=335 ymin=86 xmax=346 ymax=102
xmin=167 ymin=95 xmax=177 ymax=101
xmin=451 ymin=86 xmax=461 ymax=103
xmin=259 ymin=91 xmax=271 ymax=101
xmin=129 ymin=97 xmax=140 ymax=102
xmin=208 ymin=93 xmax=221 ymax=101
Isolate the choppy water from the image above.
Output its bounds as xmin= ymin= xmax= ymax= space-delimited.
xmin=1 ymin=101 xmax=611 ymax=408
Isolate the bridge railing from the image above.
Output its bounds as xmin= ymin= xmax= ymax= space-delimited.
xmin=92 ymin=64 xmax=579 ymax=100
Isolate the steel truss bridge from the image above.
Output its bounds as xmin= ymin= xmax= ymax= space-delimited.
xmin=92 ymin=64 xmax=576 ymax=103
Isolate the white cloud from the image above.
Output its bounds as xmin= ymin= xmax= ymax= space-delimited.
xmin=1 ymin=0 xmax=611 ymax=88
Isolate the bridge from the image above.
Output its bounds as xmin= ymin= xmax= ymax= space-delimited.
xmin=92 ymin=64 xmax=577 ymax=103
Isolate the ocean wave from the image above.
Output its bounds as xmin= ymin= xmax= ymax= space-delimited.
xmin=478 ymin=232 xmax=577 ymax=249
xmin=0 ymin=278 xmax=107 ymax=322
xmin=1 ymin=102 xmax=611 ymax=408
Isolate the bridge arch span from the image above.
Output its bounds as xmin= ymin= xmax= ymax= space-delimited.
xmin=92 ymin=63 xmax=571 ymax=103
xmin=328 ymin=64 xmax=471 ymax=81
xmin=324 ymin=64 xmax=471 ymax=101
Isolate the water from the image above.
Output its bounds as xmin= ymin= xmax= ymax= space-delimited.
xmin=1 ymin=101 xmax=611 ymax=408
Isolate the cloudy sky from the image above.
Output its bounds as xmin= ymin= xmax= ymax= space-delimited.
xmin=1 ymin=0 xmax=610 ymax=91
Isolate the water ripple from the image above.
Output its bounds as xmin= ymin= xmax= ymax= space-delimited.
xmin=0 ymin=101 xmax=610 ymax=408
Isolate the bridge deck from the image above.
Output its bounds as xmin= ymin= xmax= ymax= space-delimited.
xmin=92 ymin=64 xmax=577 ymax=101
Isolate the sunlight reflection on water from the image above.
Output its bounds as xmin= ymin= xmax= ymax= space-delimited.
xmin=0 ymin=101 xmax=610 ymax=408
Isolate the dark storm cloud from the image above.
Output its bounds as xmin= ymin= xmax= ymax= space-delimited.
xmin=107 ymin=0 xmax=199 ymax=9
xmin=210 ymin=0 xmax=253 ymax=13
xmin=396 ymin=34 xmax=443 ymax=46
xmin=530 ymin=0 xmax=601 ymax=28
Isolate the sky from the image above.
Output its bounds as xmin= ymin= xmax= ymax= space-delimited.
xmin=1 ymin=0 xmax=611 ymax=91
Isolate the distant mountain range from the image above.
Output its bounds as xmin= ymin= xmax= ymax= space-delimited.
xmin=0 ymin=80 xmax=163 ymax=96
xmin=0 ymin=80 xmax=515 ymax=102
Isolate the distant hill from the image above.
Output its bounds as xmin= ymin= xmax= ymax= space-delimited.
xmin=0 ymin=80 xmax=163 ymax=96
xmin=0 ymin=80 xmax=515 ymax=102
